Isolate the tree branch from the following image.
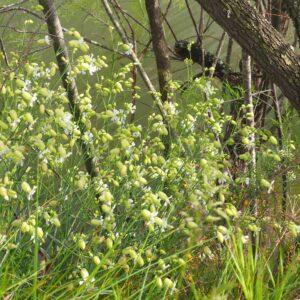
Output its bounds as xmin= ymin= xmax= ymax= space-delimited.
xmin=194 ymin=0 xmax=300 ymax=113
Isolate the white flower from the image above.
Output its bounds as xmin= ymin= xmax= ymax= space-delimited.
xmin=29 ymin=93 xmax=38 ymax=107
xmin=44 ymin=35 xmax=51 ymax=45
xmin=83 ymin=131 xmax=93 ymax=143
xmin=124 ymin=43 xmax=133 ymax=56
xmin=89 ymin=64 xmax=98 ymax=75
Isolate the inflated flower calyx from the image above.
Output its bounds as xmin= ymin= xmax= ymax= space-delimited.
xmin=80 ymin=268 xmax=89 ymax=281
xmin=0 ymin=187 xmax=8 ymax=200
xmin=106 ymin=238 xmax=113 ymax=249
xmin=77 ymin=239 xmax=86 ymax=250
xmin=156 ymin=277 xmax=163 ymax=289
xmin=217 ymin=231 xmax=225 ymax=243
xmin=260 ymin=179 xmax=271 ymax=188
xmin=21 ymin=222 xmax=30 ymax=233
xmin=52 ymin=217 xmax=61 ymax=227
xmin=93 ymin=256 xmax=101 ymax=265
xmin=21 ymin=182 xmax=32 ymax=194
xmin=136 ymin=255 xmax=144 ymax=267
xmin=141 ymin=209 xmax=152 ymax=221
xmin=268 ymin=136 xmax=278 ymax=145
xmin=163 ymin=278 xmax=174 ymax=289
xmin=91 ymin=219 xmax=102 ymax=227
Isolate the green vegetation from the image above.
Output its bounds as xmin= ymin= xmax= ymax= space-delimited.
xmin=0 ymin=0 xmax=300 ymax=298
xmin=0 ymin=40 xmax=299 ymax=299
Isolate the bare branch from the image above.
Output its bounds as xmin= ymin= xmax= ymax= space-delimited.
xmin=185 ymin=0 xmax=200 ymax=41
xmin=101 ymin=0 xmax=164 ymax=112
xmin=0 ymin=38 xmax=10 ymax=66
xmin=0 ymin=0 xmax=29 ymax=13
xmin=209 ymin=31 xmax=226 ymax=77
xmin=101 ymin=0 xmax=175 ymax=149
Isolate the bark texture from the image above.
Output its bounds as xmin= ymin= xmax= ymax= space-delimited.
xmin=39 ymin=0 xmax=98 ymax=178
xmin=145 ymin=0 xmax=171 ymax=102
xmin=194 ymin=0 xmax=300 ymax=112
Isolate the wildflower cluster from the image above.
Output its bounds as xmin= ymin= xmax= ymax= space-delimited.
xmin=0 ymin=34 xmax=298 ymax=298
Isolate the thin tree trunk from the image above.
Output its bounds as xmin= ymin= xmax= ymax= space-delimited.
xmin=145 ymin=0 xmax=171 ymax=102
xmin=198 ymin=7 xmax=206 ymax=71
xmin=194 ymin=0 xmax=300 ymax=113
xmin=225 ymin=36 xmax=233 ymax=75
xmin=38 ymin=0 xmax=98 ymax=178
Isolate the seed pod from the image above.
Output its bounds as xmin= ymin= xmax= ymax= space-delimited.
xmin=21 ymin=182 xmax=31 ymax=194
xmin=91 ymin=219 xmax=102 ymax=227
xmin=156 ymin=277 xmax=163 ymax=289
xmin=260 ymin=179 xmax=271 ymax=188
xmin=93 ymin=256 xmax=101 ymax=265
xmin=77 ymin=239 xmax=86 ymax=250
xmin=163 ymin=278 xmax=174 ymax=289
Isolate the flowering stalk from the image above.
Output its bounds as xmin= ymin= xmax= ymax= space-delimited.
xmin=242 ymin=51 xmax=257 ymax=216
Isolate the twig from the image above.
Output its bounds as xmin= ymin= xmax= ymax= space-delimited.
xmin=101 ymin=0 xmax=176 ymax=150
xmin=225 ymin=36 xmax=233 ymax=76
xmin=264 ymin=228 xmax=288 ymax=266
xmin=1 ymin=6 xmax=127 ymax=57
xmin=164 ymin=17 xmax=177 ymax=42
xmin=209 ymin=31 xmax=226 ymax=78
xmin=0 ymin=0 xmax=29 ymax=13
xmin=22 ymin=45 xmax=51 ymax=56
xmin=198 ymin=6 xmax=205 ymax=70
xmin=185 ymin=0 xmax=200 ymax=41
xmin=0 ymin=25 xmax=46 ymax=35
xmin=0 ymin=6 xmax=45 ymax=21
xmin=101 ymin=0 xmax=166 ymax=117
xmin=163 ymin=0 xmax=173 ymax=18
xmin=111 ymin=0 xmax=149 ymax=33
xmin=162 ymin=0 xmax=177 ymax=42
xmin=138 ymin=39 xmax=152 ymax=60
xmin=111 ymin=0 xmax=139 ymax=123
xmin=0 ymin=38 xmax=9 ymax=66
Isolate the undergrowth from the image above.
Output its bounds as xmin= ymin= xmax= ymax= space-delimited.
xmin=0 ymin=36 xmax=299 ymax=299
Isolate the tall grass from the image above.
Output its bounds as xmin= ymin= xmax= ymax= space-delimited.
xmin=0 ymin=41 xmax=299 ymax=299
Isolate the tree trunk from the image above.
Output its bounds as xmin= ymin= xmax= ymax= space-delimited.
xmin=39 ymin=0 xmax=98 ymax=178
xmin=145 ymin=0 xmax=171 ymax=102
xmin=194 ymin=0 xmax=300 ymax=113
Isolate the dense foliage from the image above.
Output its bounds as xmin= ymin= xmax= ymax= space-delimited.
xmin=0 ymin=12 xmax=299 ymax=300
